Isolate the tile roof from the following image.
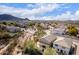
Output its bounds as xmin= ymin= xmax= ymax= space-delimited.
xmin=39 ymin=34 xmax=57 ymax=45
xmin=54 ymin=36 xmax=73 ymax=48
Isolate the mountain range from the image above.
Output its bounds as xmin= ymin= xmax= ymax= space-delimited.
xmin=0 ymin=14 xmax=29 ymax=21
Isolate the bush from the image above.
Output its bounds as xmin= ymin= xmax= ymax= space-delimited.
xmin=2 ymin=22 xmax=7 ymax=25
xmin=34 ymin=30 xmax=46 ymax=38
xmin=43 ymin=47 xmax=57 ymax=55
xmin=28 ymin=21 xmax=35 ymax=28
xmin=35 ymin=23 xmax=44 ymax=30
xmin=0 ymin=33 xmax=12 ymax=39
xmin=0 ymin=21 xmax=19 ymax=27
xmin=0 ymin=29 xmax=22 ymax=39
xmin=23 ymin=40 xmax=42 ymax=55
xmin=67 ymin=25 xmax=78 ymax=36
xmin=0 ymin=29 xmax=12 ymax=39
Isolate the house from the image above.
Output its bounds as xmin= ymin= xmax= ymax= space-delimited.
xmin=77 ymin=27 xmax=79 ymax=31
xmin=53 ymin=36 xmax=73 ymax=55
xmin=40 ymin=23 xmax=49 ymax=29
xmin=76 ymin=45 xmax=79 ymax=55
xmin=37 ymin=34 xmax=57 ymax=51
xmin=26 ymin=28 xmax=36 ymax=34
xmin=6 ymin=26 xmax=21 ymax=32
xmin=37 ymin=32 xmax=73 ymax=55
xmin=52 ymin=27 xmax=66 ymax=35
xmin=51 ymin=25 xmax=67 ymax=35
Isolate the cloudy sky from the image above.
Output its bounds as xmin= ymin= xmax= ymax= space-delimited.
xmin=0 ymin=3 xmax=79 ymax=20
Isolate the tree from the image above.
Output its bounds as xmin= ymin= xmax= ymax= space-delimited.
xmin=23 ymin=40 xmax=42 ymax=55
xmin=8 ymin=22 xmax=18 ymax=26
xmin=67 ymin=25 xmax=78 ymax=36
xmin=43 ymin=47 xmax=57 ymax=55
xmin=33 ymin=36 xmax=39 ymax=43
xmin=35 ymin=23 xmax=44 ymax=31
xmin=0 ymin=30 xmax=12 ymax=39
xmin=34 ymin=30 xmax=46 ymax=38
xmin=2 ymin=22 xmax=7 ymax=25
xmin=28 ymin=21 xmax=35 ymax=28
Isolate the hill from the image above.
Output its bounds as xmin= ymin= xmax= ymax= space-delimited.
xmin=0 ymin=14 xmax=29 ymax=21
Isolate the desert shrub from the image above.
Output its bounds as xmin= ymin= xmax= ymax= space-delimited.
xmin=43 ymin=47 xmax=57 ymax=55
xmin=23 ymin=40 xmax=42 ymax=55
xmin=27 ymin=21 xmax=35 ymax=28
xmin=0 ymin=29 xmax=12 ymax=39
xmin=35 ymin=23 xmax=44 ymax=30
xmin=67 ymin=25 xmax=78 ymax=36
xmin=34 ymin=30 xmax=46 ymax=38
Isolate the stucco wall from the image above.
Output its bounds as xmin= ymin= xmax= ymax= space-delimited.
xmin=53 ymin=44 xmax=70 ymax=55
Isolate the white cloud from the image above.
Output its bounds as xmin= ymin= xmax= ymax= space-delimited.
xmin=0 ymin=3 xmax=60 ymax=19
xmin=29 ymin=10 xmax=79 ymax=20
xmin=0 ymin=4 xmax=79 ymax=20
xmin=45 ymin=10 xmax=79 ymax=20
xmin=53 ymin=11 xmax=72 ymax=20
xmin=75 ymin=10 xmax=79 ymax=16
xmin=21 ymin=3 xmax=60 ymax=17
